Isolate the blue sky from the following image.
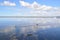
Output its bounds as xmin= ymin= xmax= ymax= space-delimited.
xmin=0 ymin=0 xmax=60 ymax=16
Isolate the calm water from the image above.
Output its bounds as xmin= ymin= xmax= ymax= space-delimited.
xmin=0 ymin=18 xmax=60 ymax=40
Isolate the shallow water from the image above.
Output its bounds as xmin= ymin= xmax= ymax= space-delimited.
xmin=0 ymin=18 xmax=60 ymax=40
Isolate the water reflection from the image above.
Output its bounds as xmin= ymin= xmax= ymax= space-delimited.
xmin=0 ymin=18 xmax=60 ymax=40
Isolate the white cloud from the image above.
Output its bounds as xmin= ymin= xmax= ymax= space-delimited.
xmin=20 ymin=1 xmax=31 ymax=8
xmin=20 ymin=1 xmax=57 ymax=10
xmin=0 ymin=1 xmax=16 ymax=6
xmin=19 ymin=1 xmax=60 ymax=16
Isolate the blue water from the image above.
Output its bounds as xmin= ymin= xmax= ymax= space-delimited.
xmin=0 ymin=18 xmax=60 ymax=40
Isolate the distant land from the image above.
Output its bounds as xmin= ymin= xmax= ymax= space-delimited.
xmin=0 ymin=16 xmax=60 ymax=18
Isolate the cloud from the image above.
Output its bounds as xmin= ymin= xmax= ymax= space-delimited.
xmin=20 ymin=1 xmax=57 ymax=10
xmin=20 ymin=1 xmax=31 ymax=8
xmin=0 ymin=1 xmax=16 ymax=6
xmin=19 ymin=1 xmax=60 ymax=16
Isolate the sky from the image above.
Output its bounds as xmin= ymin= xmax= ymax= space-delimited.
xmin=0 ymin=0 xmax=60 ymax=16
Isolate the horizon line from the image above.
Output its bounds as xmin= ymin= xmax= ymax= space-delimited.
xmin=0 ymin=16 xmax=59 ymax=18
